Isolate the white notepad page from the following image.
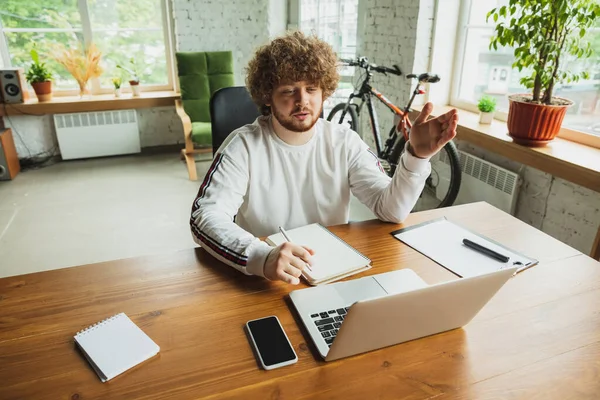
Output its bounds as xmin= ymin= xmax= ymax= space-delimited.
xmin=393 ymin=218 xmax=538 ymax=278
xmin=266 ymin=223 xmax=371 ymax=285
xmin=74 ymin=313 xmax=160 ymax=382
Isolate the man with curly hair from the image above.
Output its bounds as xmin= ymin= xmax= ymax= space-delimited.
xmin=190 ymin=31 xmax=458 ymax=285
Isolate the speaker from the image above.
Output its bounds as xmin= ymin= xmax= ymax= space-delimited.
xmin=0 ymin=128 xmax=20 ymax=181
xmin=0 ymin=68 xmax=30 ymax=104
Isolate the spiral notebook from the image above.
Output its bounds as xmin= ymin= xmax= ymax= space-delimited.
xmin=266 ymin=223 xmax=371 ymax=285
xmin=74 ymin=313 xmax=160 ymax=382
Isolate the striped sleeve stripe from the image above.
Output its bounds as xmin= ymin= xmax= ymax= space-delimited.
xmin=192 ymin=153 xmax=225 ymax=212
xmin=366 ymin=148 xmax=386 ymax=174
xmin=190 ymin=221 xmax=248 ymax=266
xmin=189 ymin=152 xmax=248 ymax=267
xmin=189 ymin=219 xmax=247 ymax=259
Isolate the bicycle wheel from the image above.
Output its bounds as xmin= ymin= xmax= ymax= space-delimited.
xmin=327 ymin=103 xmax=359 ymax=132
xmin=389 ymin=136 xmax=462 ymax=210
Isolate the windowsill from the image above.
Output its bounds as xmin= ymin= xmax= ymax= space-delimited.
xmin=0 ymin=91 xmax=181 ymax=117
xmin=411 ymin=104 xmax=600 ymax=193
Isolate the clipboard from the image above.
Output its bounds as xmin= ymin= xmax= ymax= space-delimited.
xmin=391 ymin=217 xmax=538 ymax=278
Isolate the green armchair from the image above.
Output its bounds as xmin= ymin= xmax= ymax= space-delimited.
xmin=175 ymin=51 xmax=235 ymax=180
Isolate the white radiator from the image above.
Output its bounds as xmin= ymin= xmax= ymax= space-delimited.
xmin=433 ymin=149 xmax=521 ymax=214
xmin=54 ymin=110 xmax=141 ymax=160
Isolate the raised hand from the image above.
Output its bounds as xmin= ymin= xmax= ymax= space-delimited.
xmin=408 ymin=102 xmax=458 ymax=159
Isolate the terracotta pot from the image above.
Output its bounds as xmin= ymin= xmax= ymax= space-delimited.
xmin=507 ymin=94 xmax=572 ymax=146
xmin=31 ymin=81 xmax=52 ymax=102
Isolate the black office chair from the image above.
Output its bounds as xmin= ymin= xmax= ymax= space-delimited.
xmin=209 ymin=86 xmax=261 ymax=155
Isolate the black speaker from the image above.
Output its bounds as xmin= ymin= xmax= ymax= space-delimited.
xmin=0 ymin=128 xmax=20 ymax=180
xmin=0 ymin=68 xmax=30 ymax=104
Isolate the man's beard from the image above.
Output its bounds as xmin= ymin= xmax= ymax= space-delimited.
xmin=272 ymin=104 xmax=322 ymax=133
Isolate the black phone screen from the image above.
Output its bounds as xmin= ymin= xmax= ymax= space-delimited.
xmin=247 ymin=316 xmax=296 ymax=367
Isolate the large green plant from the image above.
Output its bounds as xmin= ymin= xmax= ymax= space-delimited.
xmin=25 ymin=47 xmax=53 ymax=84
xmin=488 ymin=0 xmax=600 ymax=105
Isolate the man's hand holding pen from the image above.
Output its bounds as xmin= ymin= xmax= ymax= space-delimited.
xmin=264 ymin=242 xmax=315 ymax=285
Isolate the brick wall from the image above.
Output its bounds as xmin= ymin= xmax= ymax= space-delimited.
xmin=354 ymin=0 xmax=435 ymax=149
xmin=5 ymin=106 xmax=184 ymax=158
xmin=4 ymin=115 xmax=57 ymax=158
xmin=457 ymin=140 xmax=600 ymax=255
xmin=173 ymin=0 xmax=272 ymax=85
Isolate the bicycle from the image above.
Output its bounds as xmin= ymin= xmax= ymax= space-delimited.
xmin=327 ymin=56 xmax=461 ymax=210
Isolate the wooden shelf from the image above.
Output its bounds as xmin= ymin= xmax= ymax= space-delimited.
xmin=0 ymin=91 xmax=181 ymax=116
xmin=412 ymin=104 xmax=600 ymax=193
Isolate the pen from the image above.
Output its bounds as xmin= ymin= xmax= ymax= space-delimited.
xmin=278 ymin=226 xmax=313 ymax=271
xmin=462 ymin=238 xmax=510 ymax=263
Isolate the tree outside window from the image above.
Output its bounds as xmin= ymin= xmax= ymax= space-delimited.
xmin=0 ymin=0 xmax=170 ymax=94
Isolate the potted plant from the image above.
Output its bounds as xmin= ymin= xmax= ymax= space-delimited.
xmin=112 ymin=76 xmax=122 ymax=97
xmin=477 ymin=95 xmax=496 ymax=124
xmin=117 ymin=59 xmax=141 ymax=96
xmin=488 ymin=0 xmax=600 ymax=146
xmin=25 ymin=47 xmax=53 ymax=102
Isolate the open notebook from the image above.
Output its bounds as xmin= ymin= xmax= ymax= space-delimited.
xmin=74 ymin=313 xmax=160 ymax=382
xmin=266 ymin=223 xmax=371 ymax=285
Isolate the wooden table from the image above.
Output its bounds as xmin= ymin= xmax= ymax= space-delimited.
xmin=1 ymin=202 xmax=599 ymax=399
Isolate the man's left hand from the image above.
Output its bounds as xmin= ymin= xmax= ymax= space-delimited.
xmin=408 ymin=102 xmax=458 ymax=159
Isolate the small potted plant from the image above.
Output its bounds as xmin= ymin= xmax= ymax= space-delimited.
xmin=25 ymin=47 xmax=53 ymax=102
xmin=112 ymin=76 xmax=122 ymax=97
xmin=488 ymin=0 xmax=600 ymax=146
xmin=477 ymin=95 xmax=496 ymax=124
xmin=117 ymin=59 xmax=141 ymax=97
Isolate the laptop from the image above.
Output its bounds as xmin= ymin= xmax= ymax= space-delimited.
xmin=288 ymin=267 xmax=517 ymax=361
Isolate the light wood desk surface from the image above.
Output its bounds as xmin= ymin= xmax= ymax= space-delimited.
xmin=1 ymin=202 xmax=599 ymax=399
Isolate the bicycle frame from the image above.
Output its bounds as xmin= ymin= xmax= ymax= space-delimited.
xmin=331 ymin=60 xmax=460 ymax=208
xmin=340 ymin=76 xmax=424 ymax=159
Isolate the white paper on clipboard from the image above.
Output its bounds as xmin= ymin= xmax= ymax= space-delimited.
xmin=391 ymin=218 xmax=538 ymax=278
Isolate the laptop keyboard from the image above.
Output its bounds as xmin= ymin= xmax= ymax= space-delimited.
xmin=310 ymin=306 xmax=351 ymax=347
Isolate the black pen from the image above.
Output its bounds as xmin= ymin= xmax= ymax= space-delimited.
xmin=462 ymin=238 xmax=510 ymax=263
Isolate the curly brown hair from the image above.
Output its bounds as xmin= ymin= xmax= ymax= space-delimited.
xmin=245 ymin=31 xmax=340 ymax=115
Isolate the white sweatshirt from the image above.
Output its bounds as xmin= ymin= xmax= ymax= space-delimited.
xmin=190 ymin=116 xmax=431 ymax=278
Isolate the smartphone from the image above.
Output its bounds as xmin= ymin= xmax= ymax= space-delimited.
xmin=246 ymin=316 xmax=298 ymax=370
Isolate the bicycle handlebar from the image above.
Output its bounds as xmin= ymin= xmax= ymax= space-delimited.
xmin=340 ymin=57 xmax=401 ymax=76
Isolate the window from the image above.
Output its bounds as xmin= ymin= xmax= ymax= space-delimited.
xmin=299 ymin=0 xmax=359 ymax=115
xmin=0 ymin=0 xmax=174 ymax=95
xmin=453 ymin=0 xmax=600 ymax=137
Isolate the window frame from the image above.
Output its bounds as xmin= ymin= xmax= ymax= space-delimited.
xmin=298 ymin=0 xmax=358 ymax=85
xmin=450 ymin=0 xmax=600 ymax=148
xmin=0 ymin=0 xmax=176 ymax=96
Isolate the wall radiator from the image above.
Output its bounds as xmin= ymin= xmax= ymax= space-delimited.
xmin=434 ymin=149 xmax=521 ymax=214
xmin=54 ymin=110 xmax=141 ymax=160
